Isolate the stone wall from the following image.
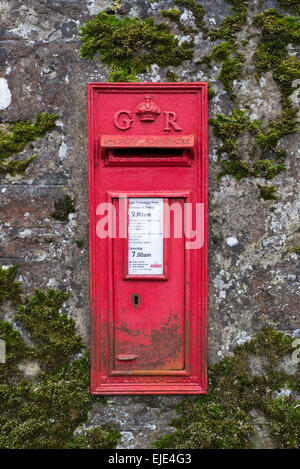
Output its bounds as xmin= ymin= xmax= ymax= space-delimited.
xmin=0 ymin=0 xmax=299 ymax=448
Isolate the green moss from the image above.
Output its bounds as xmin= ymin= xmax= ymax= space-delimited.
xmin=0 ymin=113 xmax=58 ymax=176
xmin=66 ymin=425 xmax=121 ymax=449
xmin=210 ymin=0 xmax=249 ymax=41
xmin=0 ymin=265 xmax=22 ymax=307
xmin=0 ymin=321 xmax=32 ymax=382
xmin=218 ymin=54 xmax=244 ymax=99
xmin=288 ymin=246 xmax=300 ymax=255
xmin=257 ymin=184 xmax=279 ymax=200
xmin=166 ymin=70 xmax=179 ymax=82
xmin=80 ymin=12 xmax=194 ymax=81
xmin=16 ymin=289 xmax=83 ymax=371
xmin=209 ymin=107 xmax=289 ymax=185
xmin=154 ymin=328 xmax=300 ymax=449
xmin=75 ymin=239 xmax=84 ymax=248
xmin=208 ymin=21 xmax=297 ymax=184
xmin=161 ymin=8 xmax=181 ymax=23
xmin=254 ymin=10 xmax=300 ymax=80
xmin=207 ymin=82 xmax=215 ymax=100
xmin=277 ymin=0 xmax=300 ymax=16
xmin=173 ymin=0 xmax=207 ymax=33
xmin=0 ymin=265 xmax=120 ymax=449
xmin=110 ymin=0 xmax=124 ymax=14
xmin=44 ymin=237 xmax=54 ymax=244
xmin=51 ymin=195 xmax=75 ymax=222
xmin=199 ymin=41 xmax=244 ymax=99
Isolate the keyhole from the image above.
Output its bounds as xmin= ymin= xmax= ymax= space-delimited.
xmin=131 ymin=293 xmax=141 ymax=310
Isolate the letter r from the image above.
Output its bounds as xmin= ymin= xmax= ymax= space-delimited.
xmin=163 ymin=111 xmax=183 ymax=131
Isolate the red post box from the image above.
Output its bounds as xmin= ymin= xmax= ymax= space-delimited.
xmin=88 ymin=83 xmax=208 ymax=394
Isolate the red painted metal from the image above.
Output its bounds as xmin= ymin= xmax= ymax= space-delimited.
xmin=88 ymin=83 xmax=208 ymax=394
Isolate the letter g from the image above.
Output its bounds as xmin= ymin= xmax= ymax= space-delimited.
xmin=113 ymin=110 xmax=133 ymax=130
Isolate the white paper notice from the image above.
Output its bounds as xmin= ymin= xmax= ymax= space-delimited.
xmin=128 ymin=198 xmax=163 ymax=275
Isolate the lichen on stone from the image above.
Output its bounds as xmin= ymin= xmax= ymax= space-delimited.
xmin=154 ymin=328 xmax=300 ymax=449
xmin=0 ymin=113 xmax=58 ymax=176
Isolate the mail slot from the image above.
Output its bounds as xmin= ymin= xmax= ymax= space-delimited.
xmin=88 ymin=83 xmax=208 ymax=394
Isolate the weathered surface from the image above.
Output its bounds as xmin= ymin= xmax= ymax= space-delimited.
xmin=0 ymin=0 xmax=299 ymax=448
xmin=87 ymin=396 xmax=180 ymax=449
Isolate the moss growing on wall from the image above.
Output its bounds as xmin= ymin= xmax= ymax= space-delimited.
xmin=154 ymin=328 xmax=300 ymax=449
xmin=0 ymin=265 xmax=121 ymax=449
xmin=0 ymin=265 xmax=22 ymax=307
xmin=288 ymin=246 xmax=300 ymax=255
xmin=16 ymin=289 xmax=83 ymax=371
xmin=209 ymin=110 xmax=288 ymax=181
xmin=173 ymin=0 xmax=207 ymax=34
xmin=257 ymin=184 xmax=279 ymax=200
xmin=66 ymin=425 xmax=121 ymax=449
xmin=50 ymin=195 xmax=75 ymax=222
xmin=161 ymin=8 xmax=181 ymax=24
xmin=78 ymin=3 xmax=298 ymax=200
xmin=277 ymin=0 xmax=300 ymax=16
xmin=209 ymin=0 xmax=249 ymax=41
xmin=0 ymin=113 xmax=58 ymax=176
xmin=80 ymin=12 xmax=194 ymax=81
xmin=199 ymin=41 xmax=244 ymax=99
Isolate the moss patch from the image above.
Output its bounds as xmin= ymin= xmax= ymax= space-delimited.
xmin=0 ymin=265 xmax=22 ymax=307
xmin=209 ymin=110 xmax=286 ymax=181
xmin=173 ymin=0 xmax=207 ymax=34
xmin=154 ymin=328 xmax=300 ymax=449
xmin=209 ymin=0 xmax=249 ymax=41
xmin=75 ymin=239 xmax=84 ymax=248
xmin=66 ymin=425 xmax=121 ymax=449
xmin=16 ymin=289 xmax=83 ymax=371
xmin=51 ymin=195 xmax=75 ymax=222
xmin=199 ymin=41 xmax=244 ymax=99
xmin=166 ymin=70 xmax=179 ymax=82
xmin=0 ymin=113 xmax=57 ymax=176
xmin=80 ymin=12 xmax=194 ymax=81
xmin=257 ymin=184 xmax=279 ymax=201
xmin=277 ymin=0 xmax=300 ymax=16
xmin=288 ymin=246 xmax=300 ymax=255
xmin=0 ymin=265 xmax=121 ymax=449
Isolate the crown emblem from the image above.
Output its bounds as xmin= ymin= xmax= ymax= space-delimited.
xmin=136 ymin=95 xmax=161 ymax=122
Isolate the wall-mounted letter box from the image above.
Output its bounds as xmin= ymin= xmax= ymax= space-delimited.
xmin=88 ymin=83 xmax=208 ymax=394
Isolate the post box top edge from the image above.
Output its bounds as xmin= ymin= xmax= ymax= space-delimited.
xmin=87 ymin=82 xmax=208 ymax=90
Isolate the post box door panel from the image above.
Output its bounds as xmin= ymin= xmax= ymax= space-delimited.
xmin=112 ymin=197 xmax=185 ymax=373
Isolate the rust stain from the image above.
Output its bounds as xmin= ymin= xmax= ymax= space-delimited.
xmin=114 ymin=313 xmax=183 ymax=370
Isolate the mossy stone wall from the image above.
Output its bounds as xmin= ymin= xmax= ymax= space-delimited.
xmin=0 ymin=0 xmax=299 ymax=449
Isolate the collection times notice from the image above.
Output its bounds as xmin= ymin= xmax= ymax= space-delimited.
xmin=128 ymin=198 xmax=163 ymax=275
